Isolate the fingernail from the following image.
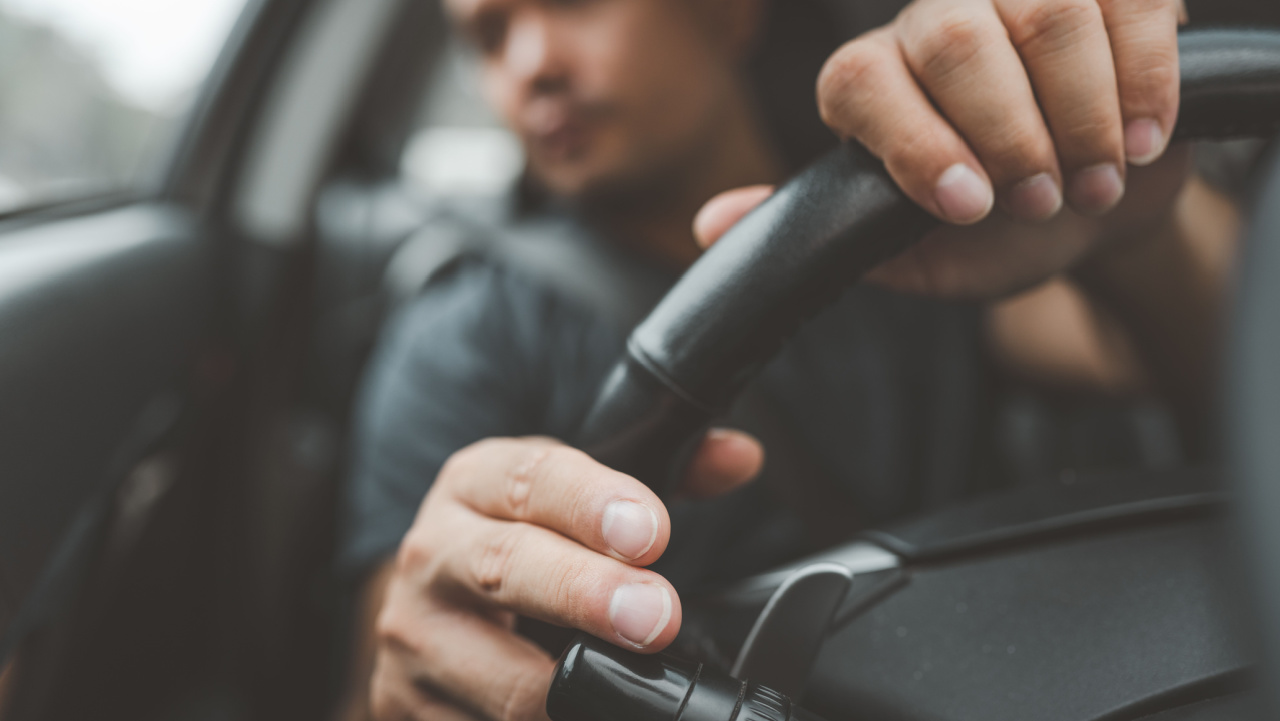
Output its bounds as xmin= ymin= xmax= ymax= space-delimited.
xmin=602 ymin=501 xmax=658 ymax=560
xmin=935 ymin=163 xmax=994 ymax=225
xmin=610 ymin=583 xmax=672 ymax=647
xmin=706 ymin=427 xmax=738 ymax=442
xmin=705 ymin=428 xmax=750 ymax=453
xmin=1125 ymin=119 xmax=1167 ymax=166
xmin=1006 ymin=173 xmax=1063 ymax=221
xmin=1068 ymin=163 xmax=1125 ymax=215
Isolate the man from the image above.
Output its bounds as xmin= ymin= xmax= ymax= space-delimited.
xmin=336 ymin=0 xmax=1242 ymax=719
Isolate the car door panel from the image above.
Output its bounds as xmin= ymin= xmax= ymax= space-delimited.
xmin=0 ymin=203 xmax=208 ymax=658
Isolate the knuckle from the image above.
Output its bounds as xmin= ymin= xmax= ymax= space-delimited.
xmin=817 ymin=39 xmax=887 ymax=132
xmin=510 ymin=443 xmax=572 ymax=508
xmin=394 ymin=531 xmax=436 ymax=576
xmin=819 ymin=41 xmax=883 ymax=98
xmin=374 ymin=601 xmax=415 ymax=652
xmin=472 ymin=525 xmax=523 ymax=597
xmin=1007 ymin=0 xmax=1103 ymax=51
xmin=505 ymin=445 xmax=554 ymax=518
xmin=909 ymin=13 xmax=1001 ymax=82
xmin=546 ymin=555 xmax=596 ymax=625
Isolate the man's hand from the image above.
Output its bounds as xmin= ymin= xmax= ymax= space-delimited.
xmin=823 ymin=0 xmax=1183 ymax=225
xmin=698 ymin=0 xmax=1190 ymax=301
xmin=366 ymin=433 xmax=762 ymax=721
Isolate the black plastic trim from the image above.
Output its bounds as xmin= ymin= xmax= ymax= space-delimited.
xmin=863 ymin=468 xmax=1224 ymax=563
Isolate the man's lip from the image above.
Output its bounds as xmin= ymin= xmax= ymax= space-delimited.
xmin=530 ymin=118 xmax=591 ymax=160
xmin=523 ymin=95 xmax=610 ymax=137
xmin=523 ymin=100 xmax=577 ymax=136
xmin=523 ymin=103 xmax=597 ymax=158
xmin=529 ymin=114 xmax=584 ymax=141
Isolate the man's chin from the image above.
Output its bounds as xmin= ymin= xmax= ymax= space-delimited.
xmin=534 ymin=168 xmax=597 ymax=201
xmin=534 ymin=160 xmax=676 ymax=209
xmin=536 ymin=165 xmax=621 ymax=202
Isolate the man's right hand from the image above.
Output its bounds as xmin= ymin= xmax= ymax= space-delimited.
xmin=366 ymin=433 xmax=762 ymax=721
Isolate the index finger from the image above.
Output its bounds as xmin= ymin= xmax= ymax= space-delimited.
xmin=440 ymin=438 xmax=670 ymax=565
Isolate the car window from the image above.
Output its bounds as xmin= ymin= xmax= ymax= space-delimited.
xmin=401 ymin=34 xmax=524 ymax=197
xmin=0 ymin=0 xmax=249 ymax=214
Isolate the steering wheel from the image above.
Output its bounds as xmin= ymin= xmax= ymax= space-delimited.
xmin=552 ymin=28 xmax=1280 ymax=721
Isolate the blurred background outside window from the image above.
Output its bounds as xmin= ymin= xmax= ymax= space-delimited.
xmin=0 ymin=0 xmax=248 ymax=214
xmin=401 ymin=35 xmax=524 ymax=198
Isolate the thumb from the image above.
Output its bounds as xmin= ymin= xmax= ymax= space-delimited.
xmin=679 ymin=428 xmax=764 ymax=499
xmin=693 ymin=186 xmax=775 ymax=249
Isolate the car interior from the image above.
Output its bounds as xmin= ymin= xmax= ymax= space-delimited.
xmin=1 ymin=1 xmax=1279 ymax=720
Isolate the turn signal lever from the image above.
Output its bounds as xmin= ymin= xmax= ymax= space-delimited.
xmin=547 ymin=635 xmax=831 ymax=721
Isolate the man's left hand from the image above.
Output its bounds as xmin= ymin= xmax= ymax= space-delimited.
xmin=697 ymin=0 xmax=1191 ymax=300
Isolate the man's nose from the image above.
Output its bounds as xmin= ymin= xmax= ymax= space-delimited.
xmin=504 ymin=14 xmax=569 ymax=93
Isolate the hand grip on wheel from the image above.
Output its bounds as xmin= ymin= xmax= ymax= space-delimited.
xmin=577 ymin=29 xmax=1280 ymax=496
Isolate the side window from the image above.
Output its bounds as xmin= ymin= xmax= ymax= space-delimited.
xmin=401 ymin=35 xmax=524 ymax=197
xmin=0 ymin=0 xmax=249 ymax=214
